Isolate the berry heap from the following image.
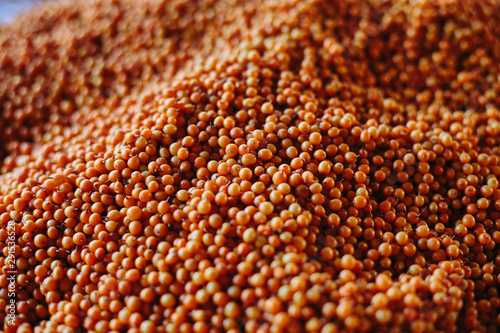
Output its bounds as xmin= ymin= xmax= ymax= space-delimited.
xmin=1 ymin=0 xmax=500 ymax=332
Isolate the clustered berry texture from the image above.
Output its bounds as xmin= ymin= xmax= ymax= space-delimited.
xmin=1 ymin=0 xmax=500 ymax=332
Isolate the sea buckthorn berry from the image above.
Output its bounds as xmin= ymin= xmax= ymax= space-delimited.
xmin=261 ymin=102 xmax=274 ymax=114
xmin=427 ymin=238 xmax=441 ymax=251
